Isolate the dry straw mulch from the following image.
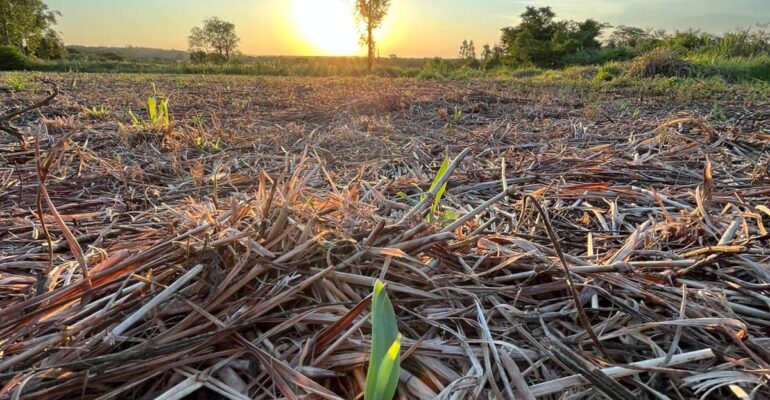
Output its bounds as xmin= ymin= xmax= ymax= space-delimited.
xmin=1 ymin=75 xmax=769 ymax=399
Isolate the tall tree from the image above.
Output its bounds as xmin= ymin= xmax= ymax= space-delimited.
xmin=481 ymin=44 xmax=492 ymax=62
xmin=355 ymin=0 xmax=390 ymax=72
xmin=0 ymin=0 xmax=61 ymax=57
xmin=188 ymin=17 xmax=240 ymax=62
xmin=459 ymin=39 xmax=476 ymax=60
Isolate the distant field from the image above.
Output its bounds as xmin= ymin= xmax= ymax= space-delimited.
xmin=1 ymin=73 xmax=769 ymax=398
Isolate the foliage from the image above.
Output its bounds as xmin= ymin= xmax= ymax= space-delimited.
xmin=188 ymin=17 xmax=240 ymax=63
xmin=688 ymin=54 xmax=770 ymax=82
xmin=713 ymin=30 xmax=770 ymax=57
xmin=364 ymin=280 xmax=401 ymax=400
xmin=36 ymin=28 xmax=66 ymax=59
xmin=0 ymin=44 xmax=27 ymax=70
xmin=595 ymin=62 xmax=624 ymax=81
xmin=67 ymin=45 xmax=188 ymax=61
xmin=500 ymin=6 xmax=606 ymax=68
xmin=607 ymin=26 xmax=664 ymax=52
xmin=458 ymin=39 xmax=475 ymax=60
xmin=355 ymin=0 xmax=391 ymax=72
xmin=561 ymin=47 xmax=636 ymax=66
xmin=3 ymin=71 xmax=31 ymax=89
xmin=0 ymin=0 xmax=62 ymax=58
xmin=417 ymin=57 xmax=455 ymax=79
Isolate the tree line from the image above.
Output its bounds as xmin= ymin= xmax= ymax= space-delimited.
xmin=3 ymin=1 xmax=769 ymax=74
xmin=454 ymin=6 xmax=770 ymax=71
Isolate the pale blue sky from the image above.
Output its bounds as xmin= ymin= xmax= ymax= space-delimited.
xmin=46 ymin=0 xmax=770 ymax=57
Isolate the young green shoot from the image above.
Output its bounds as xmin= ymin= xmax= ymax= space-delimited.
xmin=127 ymin=84 xmax=171 ymax=132
xmin=365 ymin=280 xmax=401 ymax=400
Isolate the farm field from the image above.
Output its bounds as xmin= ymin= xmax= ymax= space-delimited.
xmin=1 ymin=73 xmax=770 ymax=399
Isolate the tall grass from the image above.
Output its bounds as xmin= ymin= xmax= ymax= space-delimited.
xmin=688 ymin=54 xmax=770 ymax=82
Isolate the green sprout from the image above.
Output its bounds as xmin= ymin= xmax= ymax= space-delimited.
xmin=84 ymin=105 xmax=110 ymax=120
xmin=427 ymin=152 xmax=450 ymax=221
xmin=127 ymin=84 xmax=171 ymax=132
xmin=365 ymin=280 xmax=401 ymax=400
xmin=396 ymin=150 xmax=458 ymax=223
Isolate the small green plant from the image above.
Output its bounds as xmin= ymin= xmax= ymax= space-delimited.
xmin=396 ymin=151 xmax=458 ymax=223
xmin=189 ymin=114 xmax=222 ymax=152
xmin=127 ymin=84 xmax=171 ymax=131
xmin=452 ymin=106 xmax=462 ymax=122
xmin=6 ymin=72 xmax=31 ymax=91
xmin=192 ymin=135 xmax=221 ymax=152
xmin=445 ymin=106 xmax=463 ymax=133
xmin=427 ymin=152 xmax=450 ymax=222
xmin=84 ymin=105 xmax=110 ymax=120
xmin=365 ymin=280 xmax=401 ymax=400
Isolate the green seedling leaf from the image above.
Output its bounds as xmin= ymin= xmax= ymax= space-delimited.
xmin=147 ymin=96 xmax=158 ymax=123
xmin=365 ymin=280 xmax=400 ymax=400
xmin=428 ymin=152 xmax=451 ymax=220
xmin=396 ymin=192 xmax=417 ymax=206
xmin=373 ymin=335 xmax=401 ymax=400
xmin=128 ymin=110 xmax=140 ymax=126
xmin=160 ymin=99 xmax=170 ymax=128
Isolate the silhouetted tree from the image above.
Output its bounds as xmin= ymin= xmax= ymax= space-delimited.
xmin=481 ymin=44 xmax=492 ymax=61
xmin=188 ymin=17 xmax=240 ymax=63
xmin=355 ymin=0 xmax=390 ymax=72
xmin=459 ymin=39 xmax=476 ymax=60
xmin=481 ymin=43 xmax=504 ymax=69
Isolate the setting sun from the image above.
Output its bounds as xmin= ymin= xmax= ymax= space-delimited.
xmin=292 ymin=0 xmax=361 ymax=55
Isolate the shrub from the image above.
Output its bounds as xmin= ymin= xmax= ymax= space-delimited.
xmin=689 ymin=55 xmax=770 ymax=82
xmin=420 ymin=57 xmax=455 ymax=78
xmin=626 ymin=48 xmax=691 ymax=78
xmin=595 ymin=62 xmax=625 ymax=81
xmin=562 ymin=47 xmax=637 ymax=66
xmin=0 ymin=46 xmax=28 ymax=70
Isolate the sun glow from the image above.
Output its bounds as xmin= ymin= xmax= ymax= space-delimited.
xmin=292 ymin=0 xmax=362 ymax=55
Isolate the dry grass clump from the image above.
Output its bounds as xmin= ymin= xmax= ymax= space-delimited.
xmin=626 ymin=48 xmax=691 ymax=78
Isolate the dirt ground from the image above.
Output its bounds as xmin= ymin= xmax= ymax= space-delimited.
xmin=1 ymin=74 xmax=769 ymax=399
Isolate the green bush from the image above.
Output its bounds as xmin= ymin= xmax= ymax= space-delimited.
xmin=595 ymin=62 xmax=625 ymax=81
xmin=0 ymin=46 xmax=28 ymax=70
xmin=562 ymin=47 xmax=637 ymax=66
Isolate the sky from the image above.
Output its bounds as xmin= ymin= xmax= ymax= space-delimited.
xmin=46 ymin=0 xmax=770 ymax=57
